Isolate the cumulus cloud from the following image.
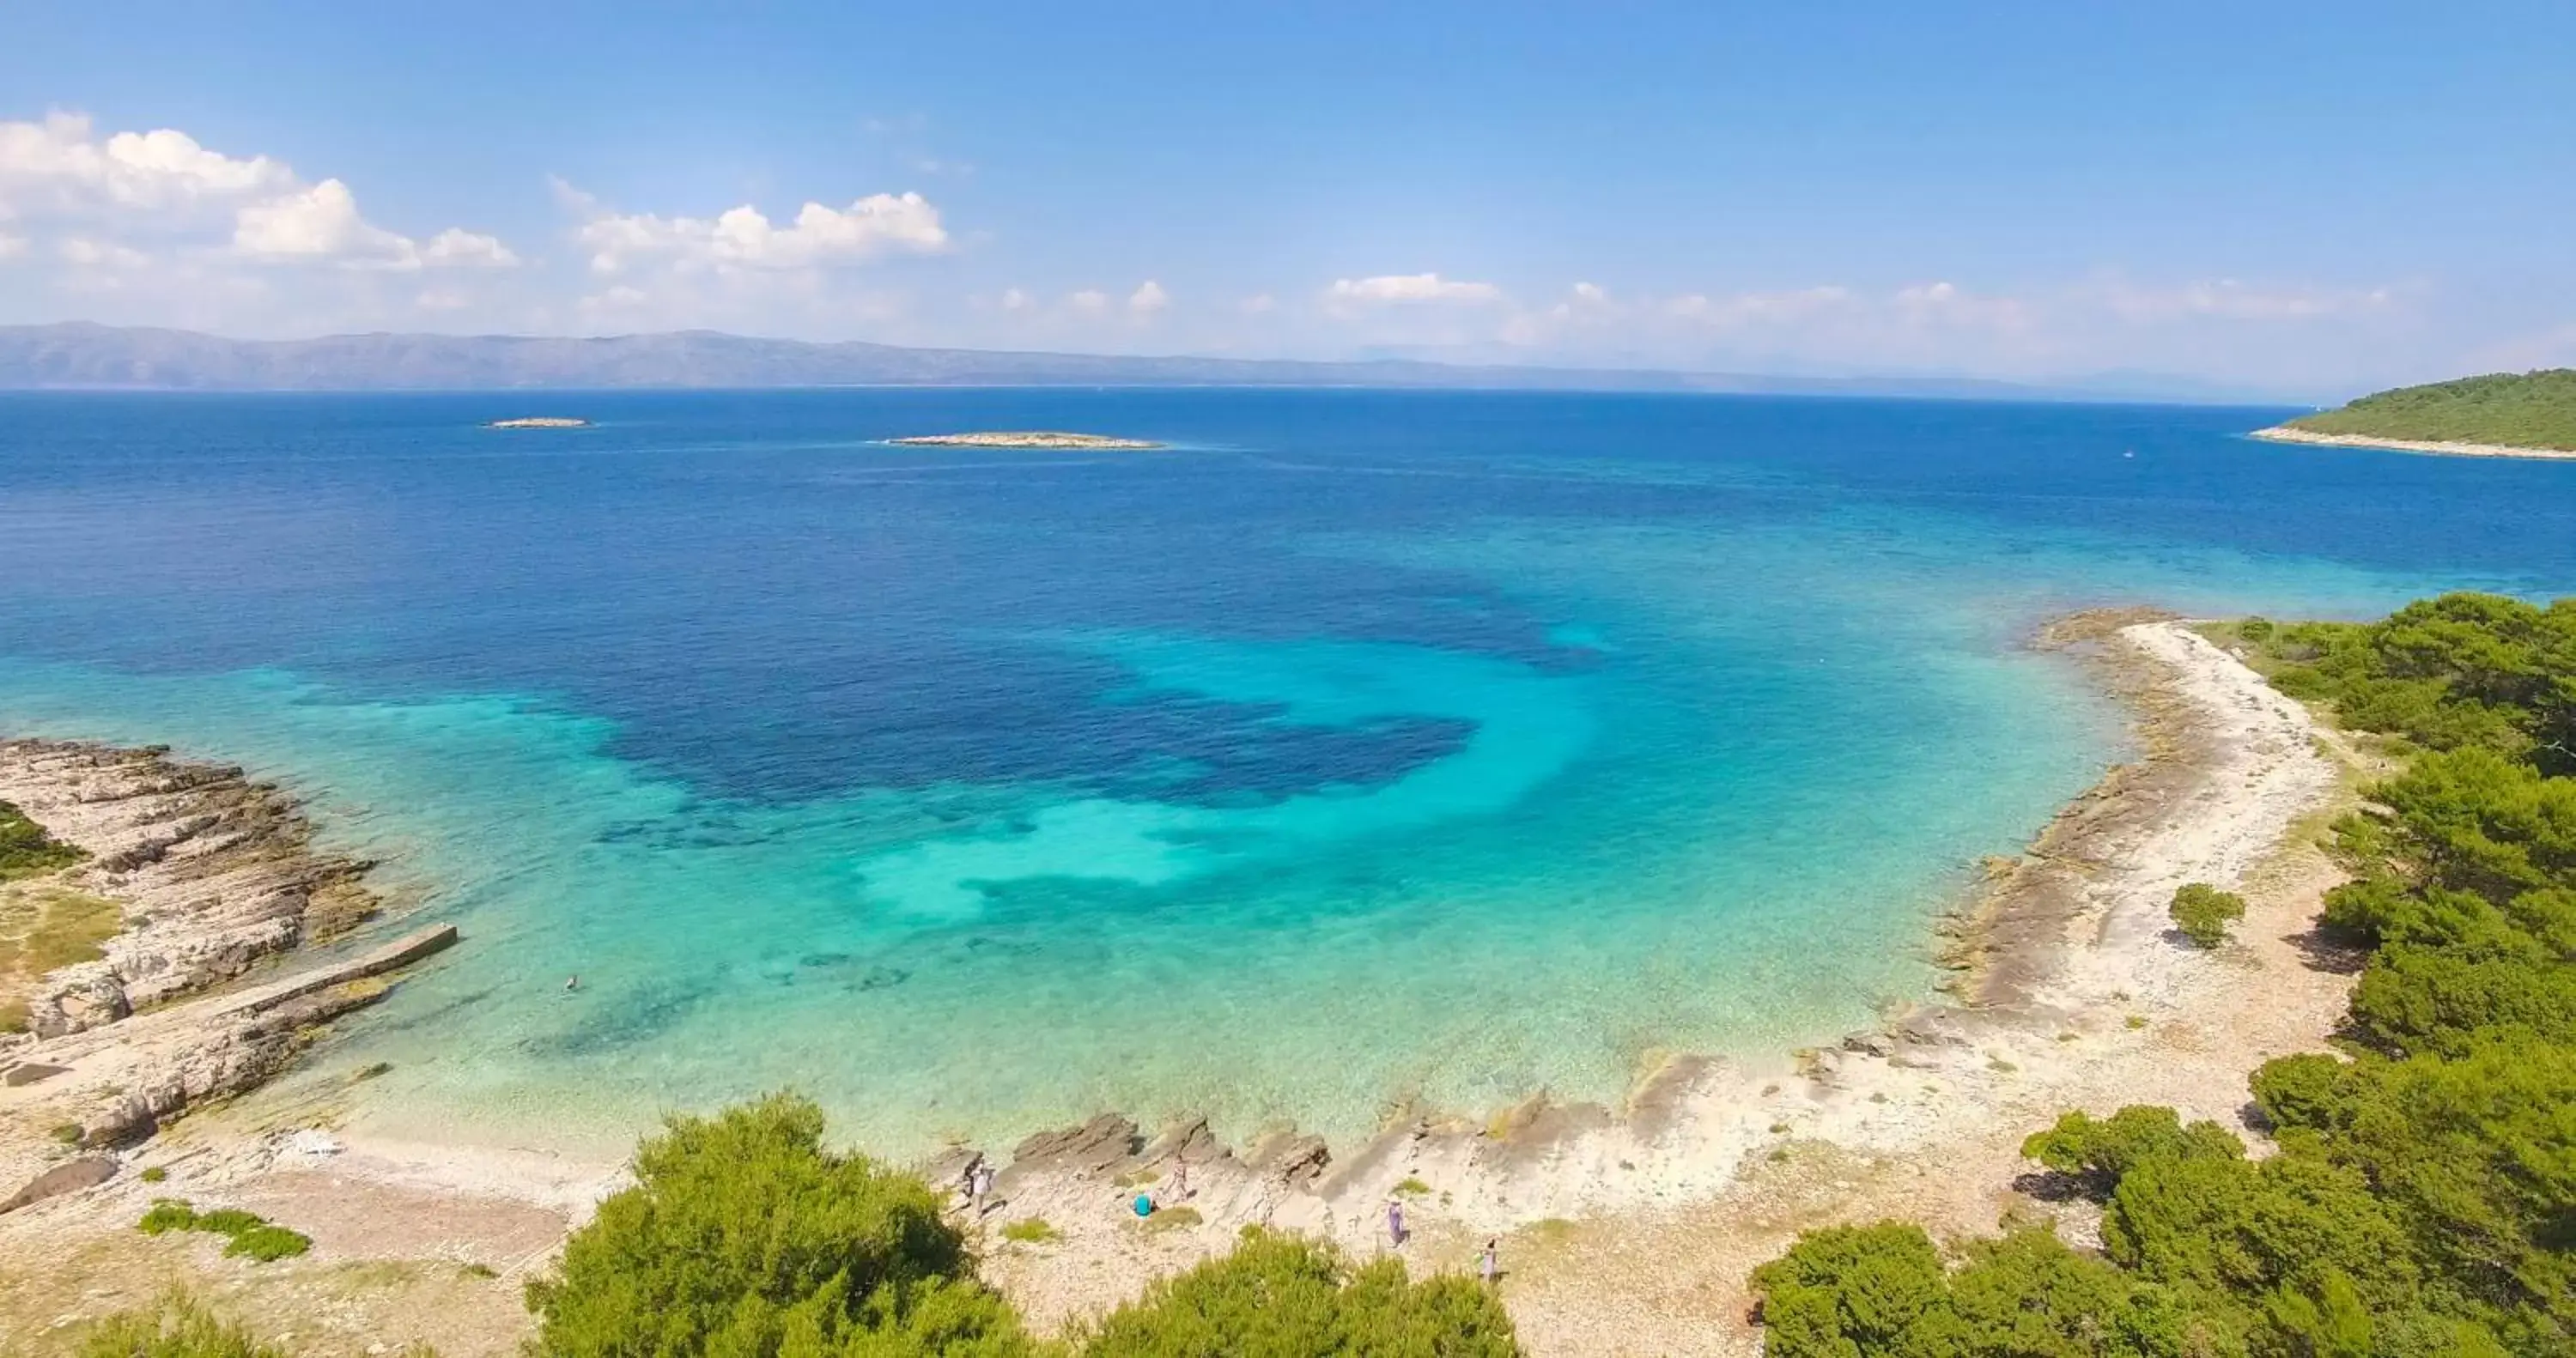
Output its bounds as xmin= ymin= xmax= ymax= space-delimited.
xmin=0 ymin=112 xmax=290 ymax=216
xmin=1066 ymin=288 xmax=1110 ymax=315
xmin=0 ymin=112 xmax=516 ymax=279
xmin=568 ymin=188 xmax=948 ymax=276
xmin=422 ymin=227 xmax=519 ymax=268
xmin=233 ymin=179 xmax=412 ymax=263
xmin=1324 ymin=272 xmax=1506 ymax=308
xmin=1127 ymin=279 xmax=1169 ymax=315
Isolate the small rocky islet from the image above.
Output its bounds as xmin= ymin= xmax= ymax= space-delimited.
xmin=484 ymin=416 xmax=592 ymax=429
xmin=887 ymin=430 xmax=1166 ymax=450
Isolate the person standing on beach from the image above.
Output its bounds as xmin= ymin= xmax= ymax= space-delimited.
xmin=972 ymin=1163 xmax=995 ymax=1213
xmin=959 ymin=1160 xmax=980 ymax=1208
xmin=1481 ymin=1239 xmax=1499 ymax=1285
xmin=1386 ymin=1197 xmax=1406 ymax=1248
xmin=1171 ymin=1159 xmax=1189 ymax=1200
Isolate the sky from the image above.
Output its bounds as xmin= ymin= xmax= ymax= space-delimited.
xmin=2 ymin=2 xmax=2570 ymax=397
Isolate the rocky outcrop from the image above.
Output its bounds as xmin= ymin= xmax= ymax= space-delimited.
xmin=1010 ymin=1113 xmax=1142 ymax=1180
xmin=0 ymin=1155 xmax=115 ymax=1214
xmin=0 ymin=738 xmax=456 ymax=1203
xmin=0 ymin=924 xmax=456 ymax=1190
xmin=0 ymin=738 xmax=383 ymax=1043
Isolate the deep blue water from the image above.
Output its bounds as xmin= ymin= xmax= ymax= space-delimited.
xmin=0 ymin=389 xmax=2567 ymax=1150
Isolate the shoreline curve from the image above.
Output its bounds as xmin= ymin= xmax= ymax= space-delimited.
xmin=2250 ymin=424 xmax=2576 ymax=462
xmin=0 ymin=615 xmax=2362 ymax=1349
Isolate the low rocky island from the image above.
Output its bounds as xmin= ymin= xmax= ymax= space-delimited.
xmin=887 ymin=431 xmax=1166 ymax=450
xmin=484 ymin=416 xmax=591 ymax=430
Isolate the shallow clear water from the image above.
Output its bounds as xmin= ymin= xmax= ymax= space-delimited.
xmin=0 ymin=389 xmax=2567 ymax=1153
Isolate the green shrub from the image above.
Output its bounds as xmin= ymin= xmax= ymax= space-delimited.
xmin=193 ymin=1208 xmax=264 ymax=1236
xmin=140 ymin=1165 xmax=170 ymax=1184
xmin=1082 ymin=1228 xmax=1516 ymax=1357
xmin=523 ymin=1091 xmax=1029 ymax=1358
xmin=76 ymin=1293 xmax=289 ymax=1358
xmin=0 ymin=798 xmax=88 ymax=881
xmin=999 ymin=1216 xmax=1060 ymax=1245
xmin=133 ymin=1199 xmax=311 ymax=1264
xmin=138 ymin=1200 xmax=199 ymax=1234
xmin=1750 ymin=1222 xmax=1948 ymax=1356
xmin=1392 ymin=1176 xmax=1431 ymax=1197
xmin=2170 ymin=882 xmax=2247 ymax=949
xmin=2019 ymin=1106 xmax=2241 ymax=1193
xmin=222 ymin=1225 xmax=312 ymax=1262
xmin=2249 ymin=1053 xmax=2360 ymax=1132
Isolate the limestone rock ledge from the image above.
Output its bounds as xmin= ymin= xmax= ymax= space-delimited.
xmin=0 ymin=738 xmax=381 ymax=1041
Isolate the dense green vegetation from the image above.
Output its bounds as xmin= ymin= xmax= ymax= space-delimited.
xmin=518 ymin=1092 xmax=1518 ymax=1358
xmin=1753 ymin=591 xmax=2576 ymax=1356
xmin=2287 ymin=368 xmax=2576 ymax=452
xmin=0 ymin=798 xmax=86 ymax=881
xmin=1082 ymin=1230 xmax=1517 ymax=1357
xmin=524 ymin=1093 xmax=1030 ymax=1358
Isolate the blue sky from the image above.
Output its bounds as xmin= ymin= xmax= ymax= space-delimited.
xmin=3 ymin=2 xmax=2570 ymax=396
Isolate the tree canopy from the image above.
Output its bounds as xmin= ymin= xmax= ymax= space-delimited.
xmin=2286 ymin=368 xmax=2576 ymax=452
xmin=1754 ymin=591 xmax=2576 ymax=1356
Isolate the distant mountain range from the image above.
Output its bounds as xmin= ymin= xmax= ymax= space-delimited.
xmin=0 ymin=322 xmax=2278 ymax=404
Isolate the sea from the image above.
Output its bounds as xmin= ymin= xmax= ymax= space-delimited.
xmin=2 ymin=388 xmax=2570 ymax=1155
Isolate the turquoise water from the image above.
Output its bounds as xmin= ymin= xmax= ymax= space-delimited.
xmin=0 ymin=390 xmax=2565 ymax=1154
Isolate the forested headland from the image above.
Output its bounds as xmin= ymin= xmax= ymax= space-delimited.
xmin=2286 ymin=369 xmax=2576 ymax=452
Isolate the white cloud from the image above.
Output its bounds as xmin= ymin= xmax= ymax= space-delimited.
xmin=0 ymin=112 xmax=291 ymax=216
xmin=0 ymin=112 xmax=516 ymax=279
xmin=1325 ymin=272 xmax=1506 ymax=308
xmin=0 ymin=233 xmax=27 ymax=259
xmin=1066 ymin=288 xmax=1110 ymax=315
xmin=568 ymin=189 xmax=948 ymax=276
xmin=1127 ymin=279 xmax=1169 ymax=315
xmin=1571 ymin=281 xmax=1607 ymax=305
xmin=422 ymin=227 xmax=519 ymax=268
xmin=233 ymin=179 xmax=414 ymax=264
xmin=59 ymin=236 xmax=149 ymax=269
xmin=999 ymin=287 xmax=1032 ymax=312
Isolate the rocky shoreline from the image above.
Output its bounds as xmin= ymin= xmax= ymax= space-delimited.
xmin=932 ymin=617 xmax=2358 ymax=1337
xmin=0 ymin=740 xmax=453 ymax=1211
xmin=0 ymin=619 xmax=2360 ymax=1355
xmin=2250 ymin=424 xmax=2576 ymax=462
